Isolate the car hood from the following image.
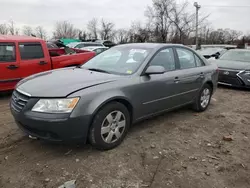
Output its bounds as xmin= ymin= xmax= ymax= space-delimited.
xmin=17 ymin=68 xmax=121 ymax=97
xmin=215 ymin=59 xmax=250 ymax=70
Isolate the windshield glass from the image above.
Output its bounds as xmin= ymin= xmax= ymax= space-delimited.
xmin=81 ymin=47 xmax=152 ymax=75
xmin=220 ymin=50 xmax=250 ymax=62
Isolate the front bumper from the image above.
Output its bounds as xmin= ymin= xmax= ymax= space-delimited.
xmin=218 ymin=69 xmax=250 ymax=88
xmin=10 ymin=91 xmax=91 ymax=143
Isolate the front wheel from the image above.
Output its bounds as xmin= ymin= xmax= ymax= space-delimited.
xmin=88 ymin=102 xmax=130 ymax=150
xmin=192 ymin=84 xmax=212 ymax=112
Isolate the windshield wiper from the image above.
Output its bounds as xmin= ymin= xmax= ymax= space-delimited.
xmin=87 ymin=68 xmax=111 ymax=74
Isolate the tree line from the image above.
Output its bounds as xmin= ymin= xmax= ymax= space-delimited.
xmin=0 ymin=0 xmax=249 ymax=45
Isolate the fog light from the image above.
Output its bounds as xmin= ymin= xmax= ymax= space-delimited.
xmin=29 ymin=135 xmax=38 ymax=140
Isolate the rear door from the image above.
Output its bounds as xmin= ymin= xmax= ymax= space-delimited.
xmin=18 ymin=42 xmax=51 ymax=78
xmin=173 ymin=47 xmax=206 ymax=104
xmin=0 ymin=42 xmax=21 ymax=91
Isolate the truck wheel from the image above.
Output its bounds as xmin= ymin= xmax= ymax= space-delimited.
xmin=192 ymin=84 xmax=212 ymax=112
xmin=88 ymin=102 xmax=130 ymax=150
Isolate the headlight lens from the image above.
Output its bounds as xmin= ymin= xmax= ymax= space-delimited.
xmin=32 ymin=98 xmax=79 ymax=113
xmin=244 ymin=70 xmax=250 ymax=75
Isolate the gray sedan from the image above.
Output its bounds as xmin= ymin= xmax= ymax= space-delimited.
xmin=10 ymin=43 xmax=218 ymax=150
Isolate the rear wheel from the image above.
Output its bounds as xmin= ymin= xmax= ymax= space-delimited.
xmin=192 ymin=84 xmax=212 ymax=112
xmin=88 ymin=102 xmax=130 ymax=150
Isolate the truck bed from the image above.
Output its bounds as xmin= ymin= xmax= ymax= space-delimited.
xmin=49 ymin=48 xmax=95 ymax=69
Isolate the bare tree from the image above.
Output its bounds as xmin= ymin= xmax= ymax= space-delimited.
xmin=8 ymin=20 xmax=19 ymax=35
xmin=78 ymin=30 xmax=88 ymax=40
xmin=146 ymin=0 xmax=174 ymax=42
xmin=145 ymin=0 xmax=210 ymax=44
xmin=35 ymin=26 xmax=47 ymax=39
xmin=99 ymin=19 xmax=115 ymax=40
xmin=53 ymin=21 xmax=78 ymax=39
xmin=115 ymin=29 xmax=129 ymax=44
xmin=22 ymin=26 xmax=33 ymax=36
xmin=0 ymin=24 xmax=9 ymax=35
xmin=226 ymin=29 xmax=242 ymax=44
xmin=127 ymin=21 xmax=152 ymax=43
xmin=167 ymin=2 xmax=196 ymax=43
xmin=199 ymin=22 xmax=212 ymax=44
xmin=87 ymin=18 xmax=98 ymax=39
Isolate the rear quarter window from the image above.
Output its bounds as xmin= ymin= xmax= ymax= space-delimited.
xmin=19 ymin=42 xmax=44 ymax=60
xmin=0 ymin=43 xmax=16 ymax=62
xmin=194 ymin=54 xmax=205 ymax=67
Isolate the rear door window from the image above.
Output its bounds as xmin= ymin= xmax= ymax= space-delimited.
xmin=0 ymin=43 xmax=16 ymax=62
xmin=19 ymin=43 xmax=44 ymax=60
xmin=176 ymin=48 xmax=196 ymax=69
xmin=194 ymin=54 xmax=205 ymax=67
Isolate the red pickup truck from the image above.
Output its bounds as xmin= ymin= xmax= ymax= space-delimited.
xmin=0 ymin=35 xmax=95 ymax=91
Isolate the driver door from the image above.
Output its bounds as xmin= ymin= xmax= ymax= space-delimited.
xmin=137 ymin=48 xmax=181 ymax=117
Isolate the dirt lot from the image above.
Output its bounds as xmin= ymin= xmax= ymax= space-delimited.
xmin=0 ymin=88 xmax=250 ymax=188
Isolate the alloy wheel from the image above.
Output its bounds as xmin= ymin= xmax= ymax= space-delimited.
xmin=101 ymin=111 xmax=126 ymax=143
xmin=200 ymin=88 xmax=211 ymax=108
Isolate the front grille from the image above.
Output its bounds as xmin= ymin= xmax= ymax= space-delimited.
xmin=218 ymin=70 xmax=243 ymax=86
xmin=11 ymin=90 xmax=30 ymax=112
xmin=219 ymin=75 xmax=242 ymax=86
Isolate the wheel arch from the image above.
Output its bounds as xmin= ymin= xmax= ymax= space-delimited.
xmin=205 ymin=80 xmax=214 ymax=94
xmin=89 ymin=96 xmax=134 ymax=126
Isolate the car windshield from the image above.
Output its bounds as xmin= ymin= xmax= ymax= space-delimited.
xmin=81 ymin=47 xmax=152 ymax=75
xmin=219 ymin=50 xmax=250 ymax=62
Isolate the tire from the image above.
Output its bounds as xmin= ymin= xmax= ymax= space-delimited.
xmin=192 ymin=84 xmax=212 ymax=112
xmin=88 ymin=102 xmax=130 ymax=150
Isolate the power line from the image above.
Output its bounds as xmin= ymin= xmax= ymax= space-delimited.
xmin=203 ymin=5 xmax=250 ymax=8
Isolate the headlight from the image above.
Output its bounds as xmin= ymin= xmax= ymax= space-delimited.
xmin=32 ymin=98 xmax=79 ymax=113
xmin=243 ymin=70 xmax=250 ymax=76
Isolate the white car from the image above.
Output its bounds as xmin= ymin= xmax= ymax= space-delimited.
xmin=82 ymin=46 xmax=108 ymax=55
xmin=67 ymin=42 xmax=105 ymax=49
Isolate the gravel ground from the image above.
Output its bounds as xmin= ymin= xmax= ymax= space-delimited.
xmin=0 ymin=87 xmax=250 ymax=188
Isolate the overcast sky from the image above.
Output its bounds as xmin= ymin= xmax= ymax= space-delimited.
xmin=1 ymin=0 xmax=250 ymax=35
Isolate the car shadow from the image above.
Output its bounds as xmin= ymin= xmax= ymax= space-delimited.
xmin=0 ymin=91 xmax=12 ymax=99
xmin=129 ymin=106 xmax=190 ymax=134
xmin=24 ymin=107 xmax=191 ymax=156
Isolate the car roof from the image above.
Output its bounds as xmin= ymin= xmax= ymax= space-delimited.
xmin=0 ymin=35 xmax=43 ymax=42
xmin=83 ymin=46 xmax=108 ymax=49
xmin=69 ymin=42 xmax=81 ymax=44
xmin=82 ymin=42 xmax=102 ymax=44
xmin=95 ymin=40 xmax=107 ymax=42
xmin=115 ymin=43 xmax=184 ymax=49
xmin=228 ymin=49 xmax=250 ymax=52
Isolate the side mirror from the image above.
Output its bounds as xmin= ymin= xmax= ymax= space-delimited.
xmin=145 ymin=65 xmax=165 ymax=75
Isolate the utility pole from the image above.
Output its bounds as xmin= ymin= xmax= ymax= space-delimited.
xmin=194 ymin=2 xmax=201 ymax=50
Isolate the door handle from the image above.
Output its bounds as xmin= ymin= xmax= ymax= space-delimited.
xmin=38 ymin=61 xmax=47 ymax=65
xmin=7 ymin=65 xmax=19 ymax=70
xmin=174 ymin=77 xmax=180 ymax=83
xmin=200 ymin=72 xmax=205 ymax=78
